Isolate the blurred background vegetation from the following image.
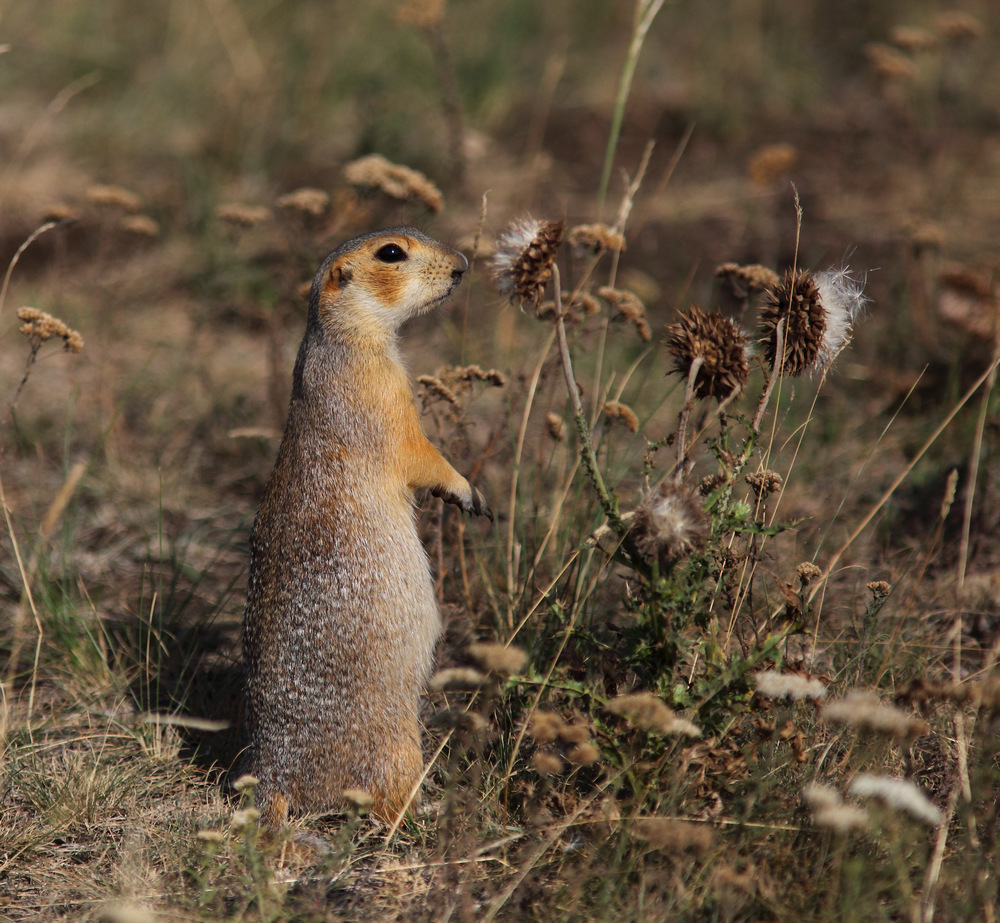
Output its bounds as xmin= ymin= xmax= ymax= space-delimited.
xmin=2 ymin=1 xmax=1000 ymax=919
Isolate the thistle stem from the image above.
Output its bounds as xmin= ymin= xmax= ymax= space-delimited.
xmin=674 ymin=355 xmax=705 ymax=481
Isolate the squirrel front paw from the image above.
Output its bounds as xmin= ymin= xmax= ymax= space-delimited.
xmin=433 ymin=482 xmax=493 ymax=522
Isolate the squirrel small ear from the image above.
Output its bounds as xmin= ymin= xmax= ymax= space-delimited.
xmin=330 ymin=264 xmax=352 ymax=291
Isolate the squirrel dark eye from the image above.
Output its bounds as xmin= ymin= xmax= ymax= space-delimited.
xmin=375 ymin=243 xmax=407 ymax=263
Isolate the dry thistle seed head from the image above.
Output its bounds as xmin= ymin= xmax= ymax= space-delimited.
xmin=630 ymin=817 xmax=714 ymax=853
xmin=847 ymin=774 xmax=942 ymax=825
xmin=276 ymin=187 xmax=330 ymax=217
xmin=821 ymin=690 xmax=929 ymax=739
xmin=489 ymin=217 xmax=564 ymax=311
xmin=753 ymin=670 xmax=827 ymax=702
xmin=215 ymin=203 xmax=272 ymax=227
xmin=606 ymin=692 xmax=701 ymax=738
xmin=759 ymin=270 xmax=824 ymax=376
xmin=17 ymin=307 xmax=84 ymax=353
xmin=196 ymin=829 xmax=225 ymax=843
xmin=568 ymin=222 xmax=625 ymax=256
xmin=760 ymin=266 xmax=867 ymax=376
xmin=665 ymin=305 xmax=750 ymax=401
xmin=603 ymin=400 xmax=639 ymax=433
xmin=597 ymin=286 xmax=651 ymax=340
xmin=632 ymin=481 xmax=710 ymax=567
xmin=466 ymin=641 xmax=528 ymax=675
xmin=343 ymin=153 xmax=444 ymax=212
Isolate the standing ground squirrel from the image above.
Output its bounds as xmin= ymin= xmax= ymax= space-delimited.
xmin=242 ymin=227 xmax=492 ymax=825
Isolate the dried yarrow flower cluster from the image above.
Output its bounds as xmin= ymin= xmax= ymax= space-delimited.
xmin=17 ymin=307 xmax=84 ymax=353
xmin=821 ymin=690 xmax=929 ymax=739
xmin=605 ymin=692 xmax=701 ymax=738
xmin=276 ymin=187 xmax=330 ymax=218
xmin=753 ymin=670 xmax=827 ymax=702
xmin=466 ymin=641 xmax=527 ymax=675
xmin=802 ymin=783 xmax=869 ymax=834
xmin=848 ymin=774 xmax=942 ymax=825
xmin=630 ymin=817 xmax=714 ymax=853
xmin=417 ymin=364 xmax=506 ymax=408
xmin=568 ymin=222 xmax=625 ymax=256
xmin=344 ymin=153 xmax=443 ymax=213
xmin=715 ymin=262 xmax=781 ymax=298
xmin=528 ymin=710 xmax=601 ymax=775
xmin=489 ymin=217 xmax=565 ymax=312
xmin=215 ymin=203 xmax=272 ymax=227
xmin=603 ymin=400 xmax=639 ymax=433
xmin=665 ymin=304 xmax=750 ymax=401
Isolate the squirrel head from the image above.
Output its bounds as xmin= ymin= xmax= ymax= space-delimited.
xmin=310 ymin=227 xmax=468 ymax=341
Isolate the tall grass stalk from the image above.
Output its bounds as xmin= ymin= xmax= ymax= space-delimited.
xmin=596 ymin=0 xmax=666 ymax=214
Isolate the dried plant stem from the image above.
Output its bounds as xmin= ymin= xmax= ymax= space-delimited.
xmin=423 ymin=22 xmax=467 ymax=186
xmin=631 ymin=122 xmax=695 ymax=239
xmin=506 ymin=329 xmax=557 ymax=627
xmin=5 ymin=343 xmax=42 ymax=426
xmin=552 ymin=267 xmax=622 ymax=534
xmin=752 ymin=319 xmax=785 ymax=432
xmin=958 ymin=336 xmax=999 ymax=592
xmin=0 ymin=221 xmax=60 ymax=323
xmin=808 ymin=352 xmax=1000 ymax=607
xmin=674 ymin=355 xmax=705 ymax=480
xmin=596 ymin=0 xmax=666 ymax=213
xmin=0 ymin=471 xmax=42 ymax=716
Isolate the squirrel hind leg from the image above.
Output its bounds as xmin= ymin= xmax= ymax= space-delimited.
xmin=258 ymin=791 xmax=291 ymax=829
xmin=370 ymin=738 xmax=425 ymax=822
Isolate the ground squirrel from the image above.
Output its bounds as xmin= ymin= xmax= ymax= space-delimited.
xmin=242 ymin=227 xmax=492 ymax=825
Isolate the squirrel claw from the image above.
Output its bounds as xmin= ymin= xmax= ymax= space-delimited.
xmin=433 ymin=484 xmax=493 ymax=522
xmin=472 ymin=487 xmax=494 ymax=522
